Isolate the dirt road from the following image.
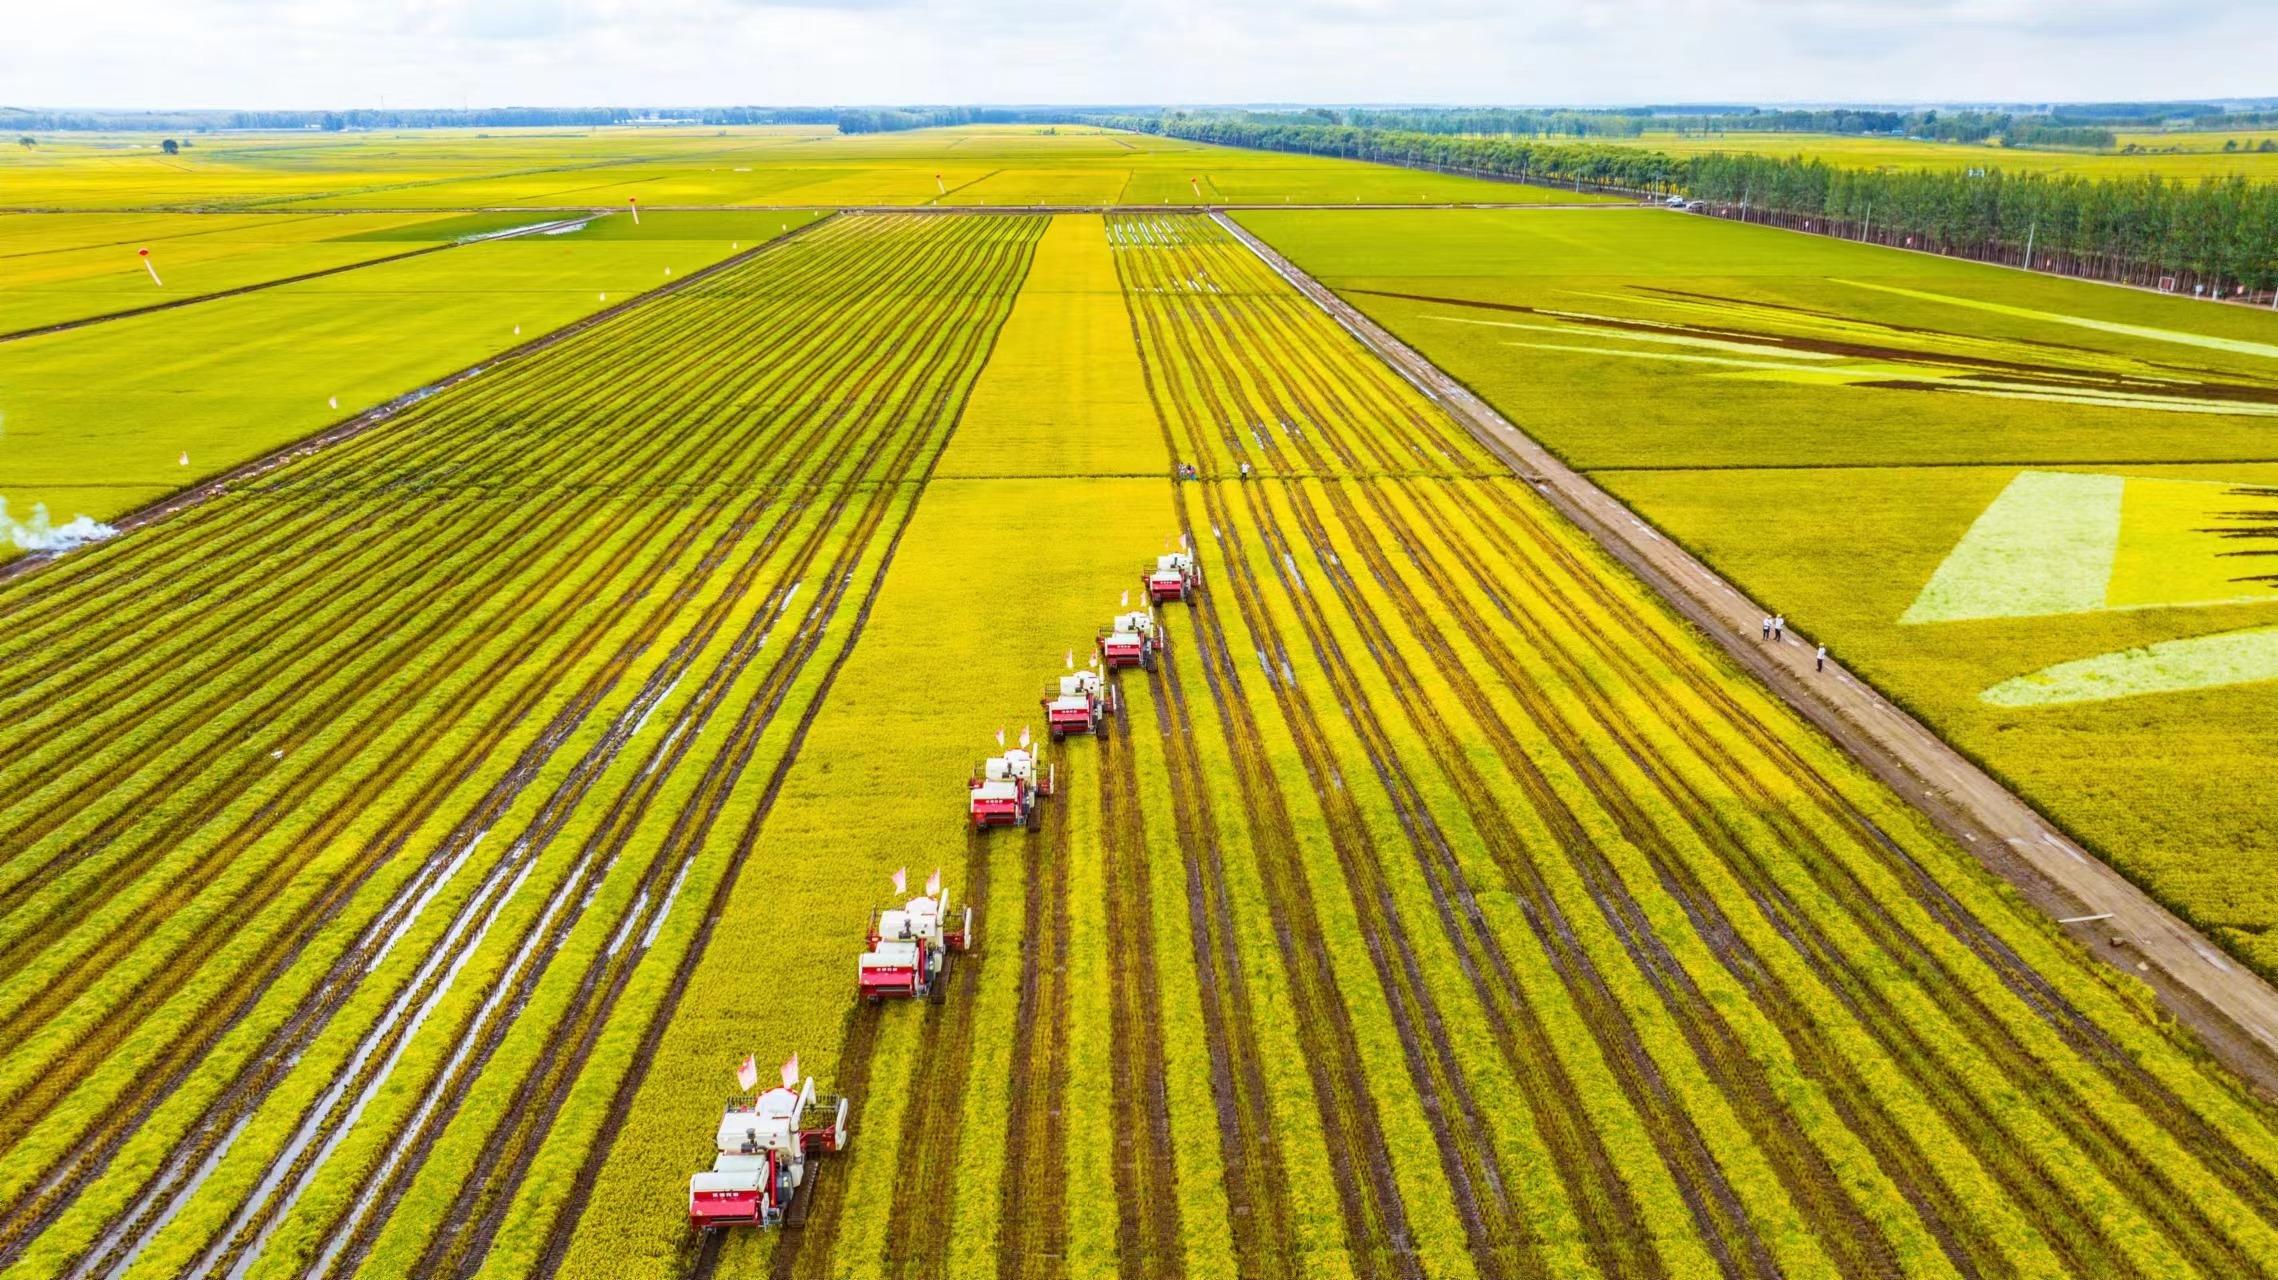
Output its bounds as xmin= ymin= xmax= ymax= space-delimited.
xmin=1215 ymin=210 xmax=2278 ymax=1099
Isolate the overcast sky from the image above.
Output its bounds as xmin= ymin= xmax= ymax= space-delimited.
xmin=6 ymin=0 xmax=2270 ymax=111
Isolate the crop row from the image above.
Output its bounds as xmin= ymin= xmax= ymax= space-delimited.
xmin=1094 ymin=214 xmax=2278 ymax=1278
xmin=0 ymin=211 xmax=1048 ymax=1279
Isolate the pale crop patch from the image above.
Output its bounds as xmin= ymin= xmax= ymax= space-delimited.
xmin=1835 ymin=279 xmax=2278 ymax=363
xmin=1902 ymin=471 xmax=2124 ymax=624
xmin=1983 ymin=624 xmax=2278 ymax=706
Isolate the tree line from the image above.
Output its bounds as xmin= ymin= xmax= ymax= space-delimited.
xmin=1098 ymin=112 xmax=2278 ymax=294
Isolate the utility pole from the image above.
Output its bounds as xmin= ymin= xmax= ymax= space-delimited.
xmin=1861 ymin=202 xmax=1872 ymax=243
xmin=2023 ymin=220 xmax=2036 ymax=272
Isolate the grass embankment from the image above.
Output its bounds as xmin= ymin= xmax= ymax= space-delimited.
xmin=1242 ymin=205 xmax=2278 ymax=982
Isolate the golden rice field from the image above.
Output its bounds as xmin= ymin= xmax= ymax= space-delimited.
xmin=0 ymin=125 xmax=1578 ymax=213
xmin=3 ymin=199 xmax=2278 ymax=1280
xmin=1604 ymin=130 xmax=2278 ymax=180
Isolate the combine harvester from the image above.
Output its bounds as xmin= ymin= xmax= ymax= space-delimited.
xmin=1098 ymin=607 xmax=1166 ymax=671
xmin=1145 ymin=550 xmax=1203 ymax=606
xmin=689 ymin=1055 xmax=849 ymax=1230
xmin=1043 ymin=663 xmax=1118 ymax=740
xmin=857 ymin=867 xmax=973 ymax=1002
xmin=970 ymin=732 xmax=1054 ymax=830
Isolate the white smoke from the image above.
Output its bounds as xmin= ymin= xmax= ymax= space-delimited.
xmin=1 ymin=497 xmax=118 ymax=553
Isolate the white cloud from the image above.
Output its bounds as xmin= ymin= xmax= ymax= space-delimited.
xmin=1 ymin=0 xmax=2269 ymax=109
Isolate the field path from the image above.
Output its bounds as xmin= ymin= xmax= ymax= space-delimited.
xmin=1216 ymin=209 xmax=2278 ymax=1098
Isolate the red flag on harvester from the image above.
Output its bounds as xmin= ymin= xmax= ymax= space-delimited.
xmin=1019 ymin=726 xmax=1032 ymax=749
xmin=996 ymin=727 xmax=1006 ymax=748
xmin=781 ymin=1053 xmax=800 ymax=1090
xmin=736 ymin=1054 xmax=759 ymax=1093
xmin=926 ymin=868 xmax=942 ymax=897
xmin=892 ymin=866 xmax=907 ymax=895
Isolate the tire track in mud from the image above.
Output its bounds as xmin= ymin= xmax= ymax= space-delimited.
xmin=1144 ymin=649 xmax=1299 ymax=1280
xmin=7 ymin=223 xmax=972 ymax=1276
xmin=879 ymin=830 xmax=996 ymax=1280
xmin=997 ymin=770 xmax=1075 ymax=1280
xmin=1113 ymin=218 xmax=1427 ymax=1280
xmin=398 ymin=225 xmax=1040 ymax=1279
xmin=1165 ymin=230 xmax=1889 ymax=1277
xmin=285 ymin=219 xmax=1045 ymax=1280
xmin=1097 ymin=718 xmax=1184 ymax=1280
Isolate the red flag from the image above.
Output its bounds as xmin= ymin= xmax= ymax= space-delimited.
xmin=781 ymin=1053 xmax=800 ymax=1089
xmin=1019 ymin=726 xmax=1032 ymax=749
xmin=995 ymin=727 xmax=1006 ymax=748
xmin=926 ymin=868 xmax=942 ymax=897
xmin=736 ymin=1054 xmax=759 ymax=1093
xmin=892 ymin=867 xmax=907 ymax=895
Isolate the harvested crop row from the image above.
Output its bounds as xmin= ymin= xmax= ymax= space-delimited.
xmin=1107 ymin=213 xmax=2278 ymax=1278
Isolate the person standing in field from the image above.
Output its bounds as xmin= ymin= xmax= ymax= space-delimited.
xmin=1761 ymin=616 xmax=1771 ymax=641
xmin=1816 ymin=644 xmax=1827 ymax=672
xmin=1774 ymin=614 xmax=1786 ymax=641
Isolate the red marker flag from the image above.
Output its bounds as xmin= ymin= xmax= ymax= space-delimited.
xmin=736 ymin=1054 xmax=760 ymax=1093
xmin=926 ymin=868 xmax=942 ymax=898
xmin=892 ymin=866 xmax=907 ymax=895
xmin=781 ymin=1053 xmax=801 ymax=1089
xmin=138 ymin=247 xmax=163 ymax=286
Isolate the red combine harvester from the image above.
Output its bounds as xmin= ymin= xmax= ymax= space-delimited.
xmin=1097 ymin=611 xmax=1165 ymax=671
xmin=969 ymin=745 xmax=1053 ymax=830
xmin=689 ymin=1064 xmax=849 ymax=1230
xmin=1146 ymin=551 xmax=1202 ymax=605
xmin=1043 ymin=668 xmax=1116 ymax=740
xmin=858 ymin=870 xmax=973 ymax=1002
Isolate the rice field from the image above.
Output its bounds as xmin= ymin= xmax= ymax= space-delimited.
xmin=0 ymin=125 xmax=1586 ymax=214
xmin=8 ymin=104 xmax=2278 ymax=1280
xmin=1598 ymin=130 xmax=2278 ymax=181
xmin=4 ymin=203 xmax=2277 ymax=1280
xmin=1239 ymin=204 xmax=2278 ymax=983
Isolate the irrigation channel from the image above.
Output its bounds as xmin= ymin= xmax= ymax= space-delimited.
xmin=1 ymin=210 xmax=2277 ymax=1279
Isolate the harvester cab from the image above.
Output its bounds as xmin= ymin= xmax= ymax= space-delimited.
xmin=858 ymin=879 xmax=974 ymax=1002
xmin=970 ymin=746 xmax=1053 ymax=830
xmin=1043 ymin=668 xmax=1116 ymax=740
xmin=688 ymin=1074 xmax=849 ymax=1230
xmin=1146 ymin=551 xmax=1201 ymax=605
xmin=1097 ymin=611 xmax=1165 ymax=671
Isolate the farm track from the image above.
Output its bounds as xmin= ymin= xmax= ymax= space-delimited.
xmin=996 ymin=770 xmax=1075 ymax=1280
xmin=388 ymin=223 xmax=1042 ymax=1280
xmin=1116 ymin=227 xmax=1427 ymax=1280
xmin=878 ymin=831 xmax=996 ymax=1280
xmin=40 ymin=219 xmax=975 ymax=1278
xmin=0 ymin=218 xmax=946 ymax=1208
xmin=1144 ymin=645 xmax=1300 ymax=1280
xmin=0 ymin=214 xmax=1043 ymax=1275
xmin=1096 ymin=721 xmax=1184 ymax=1280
